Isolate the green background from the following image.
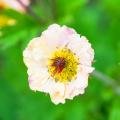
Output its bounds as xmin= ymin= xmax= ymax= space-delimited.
xmin=0 ymin=0 xmax=120 ymax=120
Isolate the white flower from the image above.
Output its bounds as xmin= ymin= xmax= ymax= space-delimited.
xmin=23 ymin=24 xmax=94 ymax=104
xmin=0 ymin=0 xmax=30 ymax=12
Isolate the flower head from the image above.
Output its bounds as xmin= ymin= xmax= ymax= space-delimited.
xmin=23 ymin=24 xmax=94 ymax=104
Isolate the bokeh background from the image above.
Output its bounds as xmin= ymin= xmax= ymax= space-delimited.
xmin=0 ymin=0 xmax=120 ymax=120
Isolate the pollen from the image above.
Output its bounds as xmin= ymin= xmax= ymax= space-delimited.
xmin=47 ymin=48 xmax=79 ymax=83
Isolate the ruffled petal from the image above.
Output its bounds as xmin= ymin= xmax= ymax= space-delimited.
xmin=28 ymin=68 xmax=49 ymax=91
xmin=50 ymin=82 xmax=65 ymax=104
xmin=68 ymin=35 xmax=94 ymax=67
xmin=65 ymin=73 xmax=89 ymax=99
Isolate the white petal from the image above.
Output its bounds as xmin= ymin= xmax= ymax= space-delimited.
xmin=41 ymin=24 xmax=75 ymax=50
xmin=50 ymin=82 xmax=65 ymax=104
xmin=28 ymin=68 xmax=49 ymax=91
xmin=68 ymin=35 xmax=94 ymax=66
xmin=34 ymin=76 xmax=66 ymax=104
xmin=65 ymin=73 xmax=89 ymax=99
xmin=79 ymin=64 xmax=94 ymax=74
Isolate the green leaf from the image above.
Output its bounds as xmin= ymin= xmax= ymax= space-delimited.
xmin=56 ymin=0 xmax=87 ymax=18
xmin=0 ymin=9 xmax=40 ymax=50
xmin=109 ymin=99 xmax=120 ymax=120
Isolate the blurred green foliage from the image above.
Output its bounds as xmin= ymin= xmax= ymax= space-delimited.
xmin=0 ymin=0 xmax=120 ymax=120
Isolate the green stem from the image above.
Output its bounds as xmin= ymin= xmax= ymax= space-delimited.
xmin=92 ymin=70 xmax=120 ymax=96
xmin=16 ymin=0 xmax=45 ymax=24
xmin=50 ymin=0 xmax=57 ymax=21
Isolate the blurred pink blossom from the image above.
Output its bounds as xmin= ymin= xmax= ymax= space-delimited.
xmin=0 ymin=0 xmax=30 ymax=12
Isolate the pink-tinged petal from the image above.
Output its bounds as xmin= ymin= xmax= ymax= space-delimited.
xmin=61 ymin=25 xmax=76 ymax=35
xmin=28 ymin=76 xmax=33 ymax=85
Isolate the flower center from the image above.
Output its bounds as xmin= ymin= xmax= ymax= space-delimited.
xmin=48 ymin=48 xmax=79 ymax=83
xmin=51 ymin=57 xmax=66 ymax=74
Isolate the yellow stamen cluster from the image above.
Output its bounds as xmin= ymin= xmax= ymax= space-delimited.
xmin=48 ymin=48 xmax=79 ymax=83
